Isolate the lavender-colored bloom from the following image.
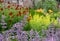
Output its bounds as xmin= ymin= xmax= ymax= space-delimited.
xmin=4 ymin=31 xmax=10 ymax=37
xmin=11 ymin=36 xmax=16 ymax=39
xmin=55 ymin=28 xmax=60 ymax=41
xmin=46 ymin=30 xmax=51 ymax=38
xmin=22 ymin=31 xmax=28 ymax=41
xmin=48 ymin=37 xmax=57 ymax=41
xmin=16 ymin=29 xmax=22 ymax=41
xmin=2 ymin=26 xmax=7 ymax=28
xmin=16 ymin=31 xmax=28 ymax=41
xmin=30 ymin=29 xmax=34 ymax=37
xmin=12 ymin=22 xmax=23 ymax=31
xmin=42 ymin=38 xmax=48 ymax=41
xmin=12 ymin=22 xmax=21 ymax=28
xmin=30 ymin=30 xmax=40 ymax=41
xmin=0 ymin=34 xmax=4 ymax=41
xmin=34 ymin=31 xmax=40 ymax=41
xmin=30 ymin=30 xmax=34 ymax=41
xmin=23 ymin=15 xmax=28 ymax=21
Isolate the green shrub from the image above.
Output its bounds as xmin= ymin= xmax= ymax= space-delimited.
xmin=33 ymin=0 xmax=58 ymax=12
xmin=23 ymin=22 xmax=31 ymax=31
xmin=43 ymin=0 xmax=58 ymax=12
xmin=29 ymin=14 xmax=58 ymax=32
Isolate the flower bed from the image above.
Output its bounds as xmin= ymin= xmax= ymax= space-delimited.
xmin=0 ymin=0 xmax=60 ymax=41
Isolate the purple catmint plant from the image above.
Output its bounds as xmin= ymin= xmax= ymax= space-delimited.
xmin=16 ymin=29 xmax=23 ymax=41
xmin=3 ymin=29 xmax=17 ymax=41
xmin=46 ymin=23 xmax=56 ymax=37
xmin=30 ymin=29 xmax=35 ymax=41
xmin=34 ymin=31 xmax=40 ymax=41
xmin=29 ymin=29 xmax=40 ymax=41
xmin=42 ymin=38 xmax=48 ymax=41
xmin=41 ymin=23 xmax=59 ymax=41
xmin=0 ymin=34 xmax=4 ymax=41
xmin=55 ymin=28 xmax=60 ymax=41
xmin=47 ymin=36 xmax=58 ymax=41
xmin=16 ymin=31 xmax=28 ymax=41
xmin=42 ymin=30 xmax=58 ymax=41
xmin=16 ymin=35 xmax=22 ymax=41
xmin=11 ymin=36 xmax=16 ymax=39
xmin=30 ymin=29 xmax=34 ymax=38
xmin=12 ymin=22 xmax=23 ymax=31
xmin=21 ymin=31 xmax=28 ymax=41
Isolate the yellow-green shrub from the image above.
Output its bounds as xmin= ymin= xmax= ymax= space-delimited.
xmin=29 ymin=14 xmax=58 ymax=32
